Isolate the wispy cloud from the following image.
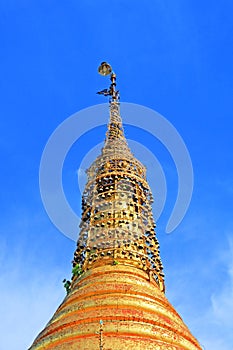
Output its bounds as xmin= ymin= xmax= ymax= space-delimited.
xmin=0 ymin=272 xmax=64 ymax=350
xmin=174 ymin=236 xmax=233 ymax=350
xmin=199 ymin=238 xmax=233 ymax=349
xmin=0 ymin=232 xmax=67 ymax=350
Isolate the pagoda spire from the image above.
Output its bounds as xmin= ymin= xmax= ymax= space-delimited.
xmin=28 ymin=63 xmax=202 ymax=350
xmin=72 ymin=62 xmax=165 ymax=292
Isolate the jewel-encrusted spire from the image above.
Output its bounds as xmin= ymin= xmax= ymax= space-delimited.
xmin=72 ymin=69 xmax=165 ymax=292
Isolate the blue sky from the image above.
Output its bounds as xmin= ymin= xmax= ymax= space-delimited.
xmin=0 ymin=1 xmax=233 ymax=349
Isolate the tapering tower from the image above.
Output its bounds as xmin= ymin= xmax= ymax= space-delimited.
xmin=29 ymin=63 xmax=201 ymax=350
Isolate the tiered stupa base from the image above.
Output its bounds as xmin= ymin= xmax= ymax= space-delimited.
xmin=29 ymin=264 xmax=201 ymax=350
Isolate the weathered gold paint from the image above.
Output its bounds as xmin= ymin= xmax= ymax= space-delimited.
xmin=29 ymin=265 xmax=201 ymax=349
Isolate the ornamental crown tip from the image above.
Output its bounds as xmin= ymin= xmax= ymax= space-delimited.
xmin=97 ymin=62 xmax=119 ymax=101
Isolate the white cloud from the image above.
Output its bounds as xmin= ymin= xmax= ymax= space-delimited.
xmin=211 ymin=269 xmax=233 ymax=325
xmin=0 ymin=272 xmax=64 ymax=350
xmin=0 ymin=236 xmax=67 ymax=350
xmin=193 ymin=237 xmax=233 ymax=350
xmin=164 ymin=234 xmax=233 ymax=350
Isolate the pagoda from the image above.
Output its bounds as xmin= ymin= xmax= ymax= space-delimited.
xmin=29 ymin=63 xmax=202 ymax=350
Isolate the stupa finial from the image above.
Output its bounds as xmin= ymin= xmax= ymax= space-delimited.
xmin=97 ymin=62 xmax=119 ymax=101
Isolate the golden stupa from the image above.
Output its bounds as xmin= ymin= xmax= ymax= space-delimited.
xmin=29 ymin=63 xmax=202 ymax=350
